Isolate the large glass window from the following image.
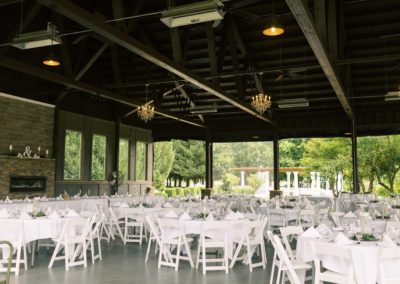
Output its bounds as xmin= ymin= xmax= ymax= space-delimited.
xmin=64 ymin=130 xmax=82 ymax=180
xmin=119 ymin=139 xmax=129 ymax=180
xmin=91 ymin=134 xmax=106 ymax=180
xmin=136 ymin=142 xmax=147 ymax=180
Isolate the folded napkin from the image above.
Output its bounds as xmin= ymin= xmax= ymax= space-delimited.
xmin=20 ymin=211 xmax=32 ymax=219
xmin=164 ymin=210 xmax=178 ymax=218
xmin=154 ymin=203 xmax=161 ymax=208
xmin=45 ymin=207 xmax=53 ymax=215
xmin=40 ymin=195 xmax=48 ymax=201
xmin=4 ymin=196 xmax=12 ymax=203
xmin=301 ymin=227 xmax=322 ymax=238
xmin=259 ymin=203 xmax=269 ymax=208
xmin=56 ymin=194 xmax=64 ymax=200
xmin=179 ymin=212 xmax=192 ymax=220
xmin=225 ymin=212 xmax=238 ymax=220
xmin=163 ymin=202 xmax=173 ymax=208
xmin=334 ymin=232 xmax=354 ymax=245
xmin=48 ymin=211 xmax=60 ymax=219
xmin=0 ymin=209 xmax=10 ymax=218
xmin=206 ymin=213 xmax=214 ymax=221
xmin=119 ymin=203 xmax=129 ymax=208
xmin=235 ymin=212 xmax=245 ymax=219
xmin=72 ymin=194 xmax=80 ymax=199
xmin=25 ymin=205 xmax=33 ymax=212
xmin=343 ymin=211 xmax=357 ymax=218
xmin=24 ymin=196 xmax=31 ymax=203
xmin=65 ymin=209 xmax=79 ymax=217
xmin=381 ymin=234 xmax=397 ymax=248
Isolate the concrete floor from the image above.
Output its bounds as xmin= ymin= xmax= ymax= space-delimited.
xmin=7 ymin=239 xmax=311 ymax=284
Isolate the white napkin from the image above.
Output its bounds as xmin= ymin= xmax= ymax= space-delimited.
xmin=56 ymin=194 xmax=64 ymax=200
xmin=259 ymin=203 xmax=269 ymax=208
xmin=24 ymin=196 xmax=31 ymax=203
xmin=163 ymin=202 xmax=173 ymax=208
xmin=25 ymin=205 xmax=33 ymax=212
xmin=301 ymin=227 xmax=322 ymax=238
xmin=48 ymin=211 xmax=60 ymax=219
xmin=45 ymin=207 xmax=53 ymax=215
xmin=65 ymin=209 xmax=79 ymax=217
xmin=4 ymin=196 xmax=12 ymax=203
xmin=40 ymin=195 xmax=48 ymax=201
xmin=72 ymin=194 xmax=80 ymax=199
xmin=164 ymin=210 xmax=178 ymax=218
xmin=119 ymin=203 xmax=129 ymax=208
xmin=206 ymin=213 xmax=214 ymax=221
xmin=235 ymin=212 xmax=245 ymax=219
xmin=225 ymin=211 xmax=238 ymax=220
xmin=343 ymin=211 xmax=357 ymax=218
xmin=179 ymin=212 xmax=192 ymax=220
xmin=114 ymin=202 xmax=121 ymax=206
xmin=381 ymin=234 xmax=397 ymax=248
xmin=154 ymin=203 xmax=161 ymax=208
xmin=0 ymin=209 xmax=10 ymax=218
xmin=20 ymin=211 xmax=32 ymax=219
xmin=334 ymin=232 xmax=354 ymax=245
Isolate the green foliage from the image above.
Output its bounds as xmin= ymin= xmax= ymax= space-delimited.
xmin=160 ymin=187 xmax=203 ymax=198
xmin=64 ymin=130 xmax=81 ymax=180
xmin=221 ymin=172 xmax=240 ymax=191
xmin=153 ymin=142 xmax=175 ymax=188
xmin=91 ymin=134 xmax=106 ymax=180
xmin=118 ymin=139 xmax=129 ymax=180
xmin=246 ymin=174 xmax=263 ymax=191
xmin=233 ymin=186 xmax=256 ymax=195
xmin=279 ymin=139 xmax=308 ymax=167
xmin=136 ymin=142 xmax=146 ymax=180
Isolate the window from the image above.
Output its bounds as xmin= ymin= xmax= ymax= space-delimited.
xmin=136 ymin=142 xmax=147 ymax=180
xmin=91 ymin=134 xmax=106 ymax=180
xmin=64 ymin=130 xmax=82 ymax=180
xmin=119 ymin=139 xmax=129 ymax=180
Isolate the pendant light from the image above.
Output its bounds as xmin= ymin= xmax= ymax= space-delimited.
xmin=263 ymin=0 xmax=284 ymax=36
xmin=42 ymin=23 xmax=61 ymax=67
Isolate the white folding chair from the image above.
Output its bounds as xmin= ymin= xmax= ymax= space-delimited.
xmin=196 ymin=221 xmax=229 ymax=274
xmin=0 ymin=219 xmax=27 ymax=276
xmin=48 ymin=217 xmax=93 ymax=271
xmin=158 ymin=218 xmax=194 ymax=271
xmin=123 ymin=213 xmax=144 ymax=245
xmin=267 ymin=231 xmax=311 ymax=284
xmin=310 ymin=241 xmax=355 ymax=284
xmin=316 ymin=208 xmax=329 ymax=225
xmin=230 ymin=217 xmax=268 ymax=271
xmin=297 ymin=209 xmax=315 ymax=230
xmin=267 ymin=209 xmax=287 ymax=233
xmin=279 ymin=225 xmax=304 ymax=260
xmin=379 ymin=247 xmax=400 ymax=284
xmin=87 ymin=213 xmax=104 ymax=263
xmin=144 ymin=215 xmax=162 ymax=263
xmin=329 ymin=212 xmax=345 ymax=228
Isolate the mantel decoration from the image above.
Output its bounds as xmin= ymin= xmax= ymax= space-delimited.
xmin=8 ymin=145 xmax=50 ymax=159
xmin=137 ymin=84 xmax=155 ymax=123
xmin=251 ymin=93 xmax=271 ymax=115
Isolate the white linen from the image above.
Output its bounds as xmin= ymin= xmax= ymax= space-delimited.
xmin=381 ymin=234 xmax=397 ymax=248
xmin=179 ymin=212 xmax=192 ymax=220
xmin=334 ymin=232 xmax=353 ymax=245
xmin=206 ymin=213 xmax=214 ymax=221
xmin=343 ymin=211 xmax=357 ymax=218
xmin=163 ymin=202 xmax=173 ymax=208
xmin=164 ymin=210 xmax=178 ymax=218
xmin=0 ymin=208 xmax=10 ymax=218
xmin=301 ymin=227 xmax=322 ymax=238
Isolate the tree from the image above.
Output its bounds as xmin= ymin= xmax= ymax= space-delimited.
xmin=301 ymin=138 xmax=352 ymax=197
xmin=153 ymin=142 xmax=175 ymax=189
xmin=280 ymin=138 xmax=308 ymax=167
xmin=64 ymin=130 xmax=81 ymax=180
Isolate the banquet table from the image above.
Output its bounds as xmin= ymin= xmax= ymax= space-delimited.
xmin=297 ymin=234 xmax=400 ymax=284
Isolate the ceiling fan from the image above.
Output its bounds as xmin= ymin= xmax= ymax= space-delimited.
xmin=274 ymin=68 xmax=306 ymax=81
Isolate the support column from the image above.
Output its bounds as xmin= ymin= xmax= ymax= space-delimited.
xmin=205 ymin=141 xmax=213 ymax=188
xmin=286 ymin=172 xmax=291 ymax=189
xmin=351 ymin=120 xmax=359 ymax=193
xmin=240 ymin=171 xmax=245 ymax=187
xmin=316 ymin=172 xmax=321 ymax=190
xmin=273 ymin=129 xmax=280 ymax=190
xmin=293 ymin=171 xmax=299 ymax=190
xmin=112 ymin=119 xmax=120 ymax=195
xmin=310 ymin=172 xmax=315 ymax=189
xmin=325 ymin=178 xmax=329 ymax=190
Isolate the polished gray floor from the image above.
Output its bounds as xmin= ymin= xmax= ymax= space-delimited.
xmin=8 ymin=239 xmax=283 ymax=284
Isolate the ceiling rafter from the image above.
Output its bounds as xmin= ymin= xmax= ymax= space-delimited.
xmin=35 ymin=0 xmax=273 ymax=125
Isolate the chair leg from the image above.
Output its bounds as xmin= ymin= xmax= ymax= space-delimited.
xmin=15 ymin=246 xmax=21 ymax=276
xmin=260 ymin=242 xmax=267 ymax=269
xmin=247 ymin=243 xmax=253 ymax=272
xmin=83 ymin=242 xmax=87 ymax=268
xmin=91 ymin=239 xmax=95 ymax=264
xmin=175 ymin=241 xmax=181 ymax=271
xmin=145 ymin=238 xmax=152 ymax=263
xmin=184 ymin=240 xmax=194 ymax=267
xmin=202 ymin=242 xmax=206 ymax=274
xmin=270 ymin=263 xmax=275 ymax=284
xmin=276 ymin=268 xmax=282 ymax=284
xmin=224 ymin=242 xmax=229 ymax=274
xmin=64 ymin=242 xmax=69 ymax=271
xmin=196 ymin=242 xmax=201 ymax=269
xmin=158 ymin=242 xmax=163 ymax=268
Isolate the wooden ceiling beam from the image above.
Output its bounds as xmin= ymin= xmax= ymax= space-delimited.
xmin=285 ymin=0 xmax=354 ymax=120
xmin=0 ymin=56 xmax=205 ymax=128
xmin=36 ymin=0 xmax=273 ymax=125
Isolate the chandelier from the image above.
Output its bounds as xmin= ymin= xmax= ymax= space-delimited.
xmin=251 ymin=93 xmax=271 ymax=114
xmin=137 ymin=84 xmax=155 ymax=122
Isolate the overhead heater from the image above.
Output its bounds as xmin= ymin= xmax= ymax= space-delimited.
xmin=277 ymin=98 xmax=309 ymax=109
xmin=160 ymin=0 xmax=225 ymax=28
xmin=12 ymin=22 xmax=61 ymax=50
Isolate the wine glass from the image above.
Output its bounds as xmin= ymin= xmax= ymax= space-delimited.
xmin=355 ymin=231 xmax=363 ymax=244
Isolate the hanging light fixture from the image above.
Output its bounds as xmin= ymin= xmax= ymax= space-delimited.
xmin=137 ymin=84 xmax=155 ymax=122
xmin=42 ymin=22 xmax=61 ymax=67
xmin=263 ymin=0 xmax=284 ymax=36
xmin=251 ymin=73 xmax=271 ymax=114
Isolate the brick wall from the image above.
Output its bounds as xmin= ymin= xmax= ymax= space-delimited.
xmin=0 ymin=93 xmax=55 ymax=198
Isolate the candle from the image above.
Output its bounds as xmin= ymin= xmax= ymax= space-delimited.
xmin=46 ymin=149 xmax=49 ymax=156
xmin=9 ymin=145 xmax=12 ymax=151
xmin=38 ymin=146 xmax=41 ymax=152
